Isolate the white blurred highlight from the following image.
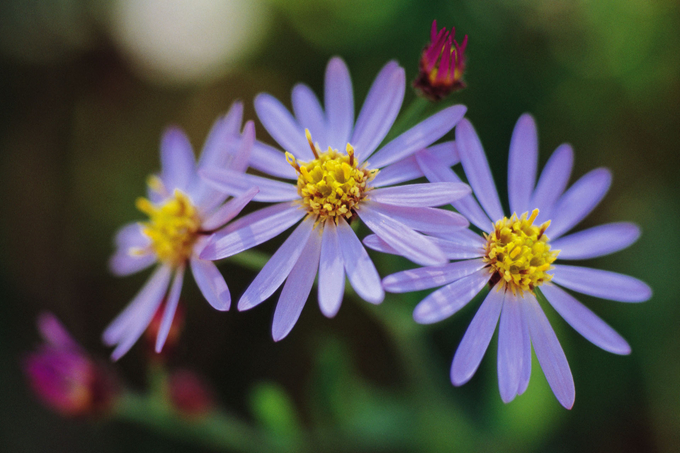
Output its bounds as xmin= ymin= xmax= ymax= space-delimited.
xmin=109 ymin=0 xmax=270 ymax=85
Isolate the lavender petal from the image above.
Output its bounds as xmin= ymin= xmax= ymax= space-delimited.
xmin=412 ymin=269 xmax=491 ymax=324
xmin=250 ymin=141 xmax=298 ymax=180
xmin=530 ymin=144 xmax=573 ymax=222
xmin=199 ymin=167 xmax=299 ymax=202
xmin=369 ymin=182 xmax=470 ymax=207
xmin=318 ymin=219 xmax=346 ymax=317
xmin=336 ymin=217 xmax=384 ymax=304
xmin=541 ymin=284 xmax=631 ymax=354
xmin=191 ymin=257 xmax=231 ymax=311
xmin=455 ymin=118 xmax=504 ymax=221
xmin=383 ymin=259 xmax=486 ymax=293
xmin=238 ymin=217 xmax=315 ymax=310
xmin=201 ymin=187 xmax=259 ymax=232
xmin=272 ymin=229 xmax=322 ymax=341
xmin=292 ymin=83 xmax=327 ymax=149
xmin=198 ymin=102 xmax=243 ymax=169
xmin=371 ymin=141 xmax=459 ymax=188
xmin=550 ymin=222 xmax=641 ymax=260
xmin=155 ymin=265 xmax=185 ymax=353
xmin=160 ymin=127 xmax=196 ymax=193
xmin=523 ymin=294 xmax=575 ymax=409
xmin=552 ymin=264 xmax=652 ymax=302
xmin=254 ymin=93 xmax=312 ymax=160
xmin=517 ymin=310 xmax=532 ymax=395
xmin=498 ymin=292 xmax=523 ymax=403
xmin=109 ymin=249 xmax=156 ymax=277
xmin=325 ymin=57 xmax=354 ymax=149
xmin=363 ymin=233 xmax=483 ymax=260
xmin=508 ymin=114 xmax=538 ymax=215
xmin=366 ymin=201 xmax=468 ymax=233
xmin=450 ymin=288 xmax=504 ymax=386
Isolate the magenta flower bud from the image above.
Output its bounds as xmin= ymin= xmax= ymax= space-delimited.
xmin=23 ymin=313 xmax=117 ymax=417
xmin=414 ymin=20 xmax=468 ymax=101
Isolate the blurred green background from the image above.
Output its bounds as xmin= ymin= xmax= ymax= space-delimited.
xmin=1 ymin=0 xmax=678 ymax=451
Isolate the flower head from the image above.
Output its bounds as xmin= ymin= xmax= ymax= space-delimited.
xmin=24 ymin=313 xmax=118 ymax=417
xmin=414 ymin=20 xmax=468 ymax=101
xmin=374 ymin=114 xmax=652 ymax=409
xmin=105 ymin=102 xmax=259 ymax=360
xmin=199 ymin=57 xmax=470 ymax=340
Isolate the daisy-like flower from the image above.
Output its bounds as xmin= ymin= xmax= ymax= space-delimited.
xmin=372 ymin=114 xmax=652 ymax=408
xmin=105 ymin=102 xmax=259 ymax=360
xmin=199 ymin=57 xmax=470 ymax=341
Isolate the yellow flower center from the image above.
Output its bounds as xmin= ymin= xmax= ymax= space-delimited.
xmin=483 ymin=209 xmax=559 ymax=296
xmin=135 ymin=189 xmax=201 ymax=266
xmin=286 ymin=130 xmax=377 ymax=222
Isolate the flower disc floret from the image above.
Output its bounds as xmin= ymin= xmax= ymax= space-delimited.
xmin=286 ymin=130 xmax=377 ymax=222
xmin=136 ymin=189 xmax=201 ymax=266
xmin=483 ymin=209 xmax=559 ymax=295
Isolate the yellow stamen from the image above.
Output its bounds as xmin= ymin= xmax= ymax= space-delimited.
xmin=288 ymin=130 xmax=378 ymax=222
xmin=136 ymin=189 xmax=201 ymax=266
xmin=483 ymin=209 xmax=559 ymax=296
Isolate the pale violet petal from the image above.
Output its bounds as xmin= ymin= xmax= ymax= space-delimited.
xmin=254 ymin=93 xmax=313 ymax=160
xmin=336 ymin=217 xmax=384 ymax=304
xmin=114 ymin=222 xmax=150 ymax=249
xmin=508 ymin=114 xmax=538 ymax=216
xmin=383 ymin=259 xmax=486 ymax=293
xmin=155 ymin=265 xmax=184 ymax=353
xmin=416 ymin=150 xmax=493 ymax=232
xmin=250 ymin=141 xmax=298 ymax=180
xmin=547 ymin=168 xmax=612 ymax=239
xmin=371 ymin=141 xmax=459 ymax=188
xmin=369 ymin=182 xmax=470 ymax=207
xmin=201 ymin=187 xmax=259 ymax=232
xmin=550 ymin=222 xmax=641 ymax=260
xmin=517 ymin=310 xmax=532 ymax=395
xmin=368 ymin=105 xmax=467 ymax=169
xmin=351 ymin=61 xmax=405 ymax=162
xmin=530 ymin=144 xmax=573 ymax=222
xmin=199 ymin=167 xmax=299 ymax=202
xmin=365 ymin=201 xmax=468 ymax=233
xmin=198 ymin=101 xmax=243 ymax=169
xmin=498 ymin=292 xmax=523 ymax=403
xmin=325 ymin=57 xmax=354 ymax=149
xmin=272 ymin=229 xmax=322 ymax=341
xmin=38 ymin=312 xmax=80 ymax=350
xmin=523 ymin=294 xmax=575 ymax=409
xmin=455 ymin=118 xmax=504 ymax=221
xmin=292 ymin=83 xmax=327 ymax=149
xmin=200 ymin=203 xmax=304 ymax=261
xmin=450 ymin=288 xmax=504 ymax=386
xmin=551 ymin=264 xmax=652 ymax=302
xmin=238 ymin=217 xmax=315 ymax=310
xmin=541 ymin=284 xmax=631 ymax=354
xmin=160 ymin=127 xmax=195 ymax=193
xmin=363 ymin=234 xmax=483 ymax=260
xmin=227 ymin=120 xmax=255 ymax=174
xmin=356 ymin=205 xmax=447 ymax=266
xmin=191 ymin=257 xmax=231 ymax=311
xmin=413 ymin=269 xmax=491 ymax=324
xmin=109 ymin=250 xmax=156 ymax=277
xmin=318 ymin=219 xmax=346 ymax=317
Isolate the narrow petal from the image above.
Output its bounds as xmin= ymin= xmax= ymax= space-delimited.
xmin=363 ymin=233 xmax=483 ymax=260
xmin=114 ymin=222 xmax=150 ymax=249
xmin=325 ymin=57 xmax=354 ymax=149
xmin=455 ymin=119 xmax=504 ymax=221
xmin=498 ymin=292 xmax=523 ymax=403
xmin=369 ymin=182 xmax=470 ymax=207
xmin=517 ymin=308 xmax=532 ymax=395
xmin=336 ymin=217 xmax=384 ymax=304
xmin=450 ymin=288 xmax=504 ymax=386
xmin=541 ymin=285 xmax=631 ymax=354
xmin=523 ymin=294 xmax=575 ymax=409
xmin=200 ymin=203 xmax=304 ymax=260
xmin=413 ymin=269 xmax=491 ymax=324
xmin=103 ymin=265 xmax=171 ymax=347
xmin=292 ymin=84 xmax=327 ymax=148
xmin=190 ymin=257 xmax=231 ymax=311
xmin=201 ymin=187 xmax=259 ymax=232
xmin=416 ymin=150 xmax=492 ymax=232
xmin=199 ymin=167 xmax=299 ymax=202
xmin=550 ymin=222 xmax=641 ymax=260
xmin=351 ymin=61 xmax=405 ymax=161
xmin=227 ymin=120 xmax=255 ymax=174
xmin=530 ymin=144 xmax=573 ymax=221
xmin=254 ymin=93 xmax=312 ymax=160
xmin=272 ymin=229 xmax=322 ymax=341
xmin=238 ymin=218 xmax=315 ymax=310
xmin=357 ymin=205 xmax=447 ymax=266
xmin=318 ymin=219 xmax=346 ymax=317
xmin=250 ymin=141 xmax=298 ymax=180
xmin=366 ymin=201 xmax=468 ymax=233
xmin=198 ymin=102 xmax=243 ymax=169
xmin=368 ymin=105 xmax=467 ymax=168
xmin=161 ymin=127 xmax=196 ymax=193
xmin=547 ymin=168 xmax=612 ymax=239
xmin=551 ymin=264 xmax=652 ymax=302
xmin=109 ymin=251 xmax=156 ymax=277
xmin=371 ymin=141 xmax=459 ymax=188
xmin=38 ymin=313 xmax=80 ymax=350
xmin=383 ymin=259 xmax=486 ymax=293
xmin=155 ymin=265 xmax=184 ymax=353
xmin=508 ymin=114 xmax=538 ymax=215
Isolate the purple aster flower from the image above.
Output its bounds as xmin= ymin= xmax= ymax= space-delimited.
xmin=199 ymin=57 xmax=470 ymax=341
xmin=372 ymin=114 xmax=652 ymax=409
xmin=24 ymin=313 xmax=118 ymax=417
xmin=104 ymin=102 xmax=259 ymax=360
